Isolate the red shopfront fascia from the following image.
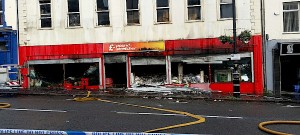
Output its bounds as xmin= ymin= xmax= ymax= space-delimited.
xmin=19 ymin=43 xmax=104 ymax=89
xmin=165 ymin=35 xmax=263 ymax=95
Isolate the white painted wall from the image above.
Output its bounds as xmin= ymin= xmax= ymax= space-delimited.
xmin=3 ymin=0 xmax=17 ymax=30
xmin=18 ymin=0 xmax=260 ymax=46
xmin=265 ymin=0 xmax=300 ymax=40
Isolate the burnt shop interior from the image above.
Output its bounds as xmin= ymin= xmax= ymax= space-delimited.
xmin=170 ymin=53 xmax=253 ymax=85
xmin=104 ymin=54 xmax=127 ymax=88
xmin=130 ymin=57 xmax=166 ymax=87
xmin=28 ymin=61 xmax=100 ymax=89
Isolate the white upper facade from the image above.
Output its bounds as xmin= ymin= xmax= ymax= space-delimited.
xmin=18 ymin=0 xmax=261 ymax=46
xmin=1 ymin=0 xmax=18 ymax=30
xmin=265 ymin=0 xmax=300 ymax=40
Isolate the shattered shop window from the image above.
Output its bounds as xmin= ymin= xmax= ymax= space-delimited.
xmin=220 ymin=0 xmax=233 ymax=19
xmin=126 ymin=0 xmax=140 ymax=25
xmin=156 ymin=0 xmax=170 ymax=23
xmin=97 ymin=0 xmax=110 ymax=26
xmin=0 ymin=42 xmax=7 ymax=51
xmin=68 ymin=0 xmax=80 ymax=27
xmin=187 ymin=0 xmax=201 ymax=21
xmin=283 ymin=2 xmax=299 ymax=32
xmin=39 ymin=0 xmax=52 ymax=28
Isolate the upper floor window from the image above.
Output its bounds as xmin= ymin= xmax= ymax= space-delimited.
xmin=126 ymin=0 xmax=139 ymax=25
xmin=68 ymin=0 xmax=80 ymax=27
xmin=96 ymin=0 xmax=110 ymax=26
xmin=39 ymin=0 xmax=52 ymax=28
xmin=283 ymin=2 xmax=299 ymax=32
xmin=220 ymin=0 xmax=232 ymax=19
xmin=0 ymin=0 xmax=3 ymax=25
xmin=187 ymin=0 xmax=201 ymax=21
xmin=156 ymin=0 xmax=170 ymax=23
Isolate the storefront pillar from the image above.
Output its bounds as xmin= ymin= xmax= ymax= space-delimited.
xmin=178 ymin=63 xmax=183 ymax=84
xmin=126 ymin=55 xmax=131 ymax=88
xmin=166 ymin=55 xmax=171 ymax=84
xmin=99 ymin=57 xmax=105 ymax=89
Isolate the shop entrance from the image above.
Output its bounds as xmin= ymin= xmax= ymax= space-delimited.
xmin=105 ymin=63 xmax=127 ymax=88
xmin=281 ymin=55 xmax=300 ymax=93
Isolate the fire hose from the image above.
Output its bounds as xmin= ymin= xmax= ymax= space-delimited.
xmin=72 ymin=91 xmax=206 ymax=133
xmin=258 ymin=121 xmax=300 ymax=135
xmin=0 ymin=103 xmax=11 ymax=108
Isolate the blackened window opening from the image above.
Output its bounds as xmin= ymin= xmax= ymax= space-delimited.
xmin=68 ymin=0 xmax=80 ymax=27
xmin=97 ymin=0 xmax=110 ymax=26
xmin=39 ymin=0 xmax=52 ymax=28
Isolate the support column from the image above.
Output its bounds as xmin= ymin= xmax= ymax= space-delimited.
xmin=178 ymin=63 xmax=183 ymax=84
xmin=100 ymin=57 xmax=105 ymax=89
xmin=166 ymin=55 xmax=171 ymax=84
xmin=126 ymin=55 xmax=131 ymax=88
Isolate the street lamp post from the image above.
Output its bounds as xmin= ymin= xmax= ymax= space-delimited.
xmin=232 ymin=0 xmax=240 ymax=98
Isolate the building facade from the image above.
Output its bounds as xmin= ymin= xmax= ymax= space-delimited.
xmin=264 ymin=0 xmax=300 ymax=96
xmin=18 ymin=0 xmax=263 ymax=95
xmin=0 ymin=0 xmax=18 ymax=80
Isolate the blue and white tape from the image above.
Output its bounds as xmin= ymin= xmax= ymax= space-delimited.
xmin=0 ymin=129 xmax=198 ymax=135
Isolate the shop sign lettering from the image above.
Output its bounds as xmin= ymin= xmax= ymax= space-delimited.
xmin=104 ymin=41 xmax=165 ymax=53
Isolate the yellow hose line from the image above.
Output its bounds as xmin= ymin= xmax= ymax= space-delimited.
xmin=73 ymin=91 xmax=206 ymax=133
xmin=0 ymin=103 xmax=11 ymax=108
xmin=258 ymin=121 xmax=300 ymax=135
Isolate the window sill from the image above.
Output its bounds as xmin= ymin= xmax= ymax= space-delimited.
xmin=283 ymin=32 xmax=300 ymax=34
xmin=185 ymin=20 xmax=203 ymax=23
xmin=66 ymin=26 xmax=83 ymax=29
xmin=38 ymin=28 xmax=54 ymax=30
xmin=154 ymin=22 xmax=172 ymax=25
xmin=218 ymin=18 xmax=233 ymax=21
xmin=95 ymin=25 xmax=111 ymax=28
xmin=126 ymin=24 xmax=141 ymax=26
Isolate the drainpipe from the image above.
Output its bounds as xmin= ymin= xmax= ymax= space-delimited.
xmin=261 ymin=0 xmax=267 ymax=93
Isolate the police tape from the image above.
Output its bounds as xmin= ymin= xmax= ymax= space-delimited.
xmin=0 ymin=129 xmax=199 ymax=135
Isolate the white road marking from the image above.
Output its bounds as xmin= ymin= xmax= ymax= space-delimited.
xmin=283 ymin=105 xmax=300 ymax=108
xmin=1 ymin=108 xmax=67 ymax=113
xmin=113 ymin=111 xmax=243 ymax=119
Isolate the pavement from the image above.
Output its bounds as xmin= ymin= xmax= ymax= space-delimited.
xmin=1 ymin=88 xmax=296 ymax=103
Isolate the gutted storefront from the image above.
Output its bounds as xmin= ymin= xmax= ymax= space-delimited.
xmin=19 ymin=44 xmax=104 ymax=90
xmin=166 ymin=35 xmax=263 ymax=95
xmin=103 ymin=41 xmax=166 ymax=88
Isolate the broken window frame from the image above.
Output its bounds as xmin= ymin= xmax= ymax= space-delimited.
xmin=156 ymin=0 xmax=170 ymax=23
xmin=187 ymin=0 xmax=201 ymax=21
xmin=283 ymin=2 xmax=300 ymax=32
xmin=219 ymin=0 xmax=233 ymax=19
xmin=96 ymin=0 xmax=110 ymax=26
xmin=0 ymin=41 xmax=7 ymax=51
xmin=126 ymin=0 xmax=140 ymax=25
xmin=39 ymin=0 xmax=52 ymax=29
xmin=67 ymin=0 xmax=81 ymax=27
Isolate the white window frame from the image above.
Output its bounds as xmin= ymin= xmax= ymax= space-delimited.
xmin=186 ymin=0 xmax=202 ymax=22
xmin=219 ymin=0 xmax=233 ymax=20
xmin=67 ymin=0 xmax=81 ymax=28
xmin=155 ymin=0 xmax=171 ymax=24
xmin=126 ymin=0 xmax=140 ymax=25
xmin=283 ymin=2 xmax=300 ymax=33
xmin=96 ymin=0 xmax=110 ymax=26
xmin=38 ymin=0 xmax=52 ymax=29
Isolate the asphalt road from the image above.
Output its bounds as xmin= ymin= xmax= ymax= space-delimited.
xmin=0 ymin=95 xmax=299 ymax=135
